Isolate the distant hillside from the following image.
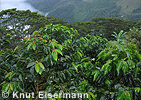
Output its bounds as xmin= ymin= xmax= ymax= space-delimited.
xmin=27 ymin=0 xmax=141 ymax=22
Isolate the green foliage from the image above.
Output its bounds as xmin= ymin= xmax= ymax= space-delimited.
xmin=0 ymin=9 xmax=67 ymax=50
xmin=125 ymin=27 xmax=141 ymax=51
xmin=92 ymin=31 xmax=141 ymax=99
xmin=28 ymin=0 xmax=141 ymax=22
xmin=68 ymin=17 xmax=140 ymax=40
xmin=0 ymin=24 xmax=84 ymax=99
xmin=0 ymin=10 xmax=140 ymax=100
xmin=75 ymin=34 xmax=108 ymax=58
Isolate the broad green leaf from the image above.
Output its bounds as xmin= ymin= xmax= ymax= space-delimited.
xmin=97 ymin=51 xmax=105 ymax=60
xmin=52 ymin=51 xmax=58 ymax=61
xmin=136 ymin=53 xmax=141 ymax=60
xmin=44 ymin=47 xmax=48 ymax=54
xmin=8 ymin=89 xmax=12 ymax=94
xmin=0 ymin=81 xmax=6 ymax=86
xmin=122 ymin=61 xmax=128 ymax=73
xmin=79 ymin=80 xmax=87 ymax=85
xmin=102 ymin=51 xmax=112 ymax=60
xmin=135 ymin=87 xmax=141 ymax=93
xmin=127 ymin=60 xmax=135 ymax=69
xmin=19 ymin=74 xmax=23 ymax=81
xmin=18 ymin=82 xmax=24 ymax=92
xmin=9 ymin=73 xmax=15 ymax=80
xmin=9 ymin=83 xmax=13 ymax=90
xmin=33 ymin=31 xmax=38 ymax=35
xmin=126 ymin=51 xmax=132 ymax=60
xmin=42 ymin=40 xmax=47 ymax=43
xmin=7 ymin=33 xmax=12 ymax=37
xmin=27 ymin=62 xmax=36 ymax=68
xmin=105 ymin=65 xmax=112 ymax=75
xmin=5 ymin=71 xmax=13 ymax=78
xmin=91 ymin=70 xmax=97 ymax=75
xmin=93 ymin=71 xmax=99 ymax=81
xmin=55 ymin=49 xmax=63 ymax=56
xmin=13 ymin=46 xmax=18 ymax=53
xmin=101 ymin=65 xmax=105 ymax=71
xmin=51 ymin=41 xmax=55 ymax=49
xmin=67 ymin=70 xmax=72 ymax=77
xmin=2 ymin=83 xmax=9 ymax=92
xmin=112 ymin=54 xmax=118 ymax=60
xmin=124 ymin=91 xmax=132 ymax=100
xmin=6 ymin=40 xmax=10 ymax=43
xmin=30 ymin=66 xmax=35 ymax=75
xmin=91 ymin=58 xmax=95 ymax=61
xmin=59 ymin=77 xmax=64 ymax=82
xmin=116 ymin=44 xmax=124 ymax=51
xmin=0 ymin=51 xmax=2 ymax=55
xmin=27 ymin=43 xmax=32 ymax=50
xmin=88 ymin=92 xmax=95 ymax=99
xmin=81 ymin=57 xmax=88 ymax=62
xmin=116 ymin=60 xmax=123 ymax=73
xmin=39 ymin=68 xmax=42 ymax=75
xmin=134 ymin=67 xmax=139 ymax=77
xmin=38 ymin=62 xmax=45 ymax=69
xmin=105 ymin=80 xmax=111 ymax=86
xmin=101 ymin=60 xmax=112 ymax=75
xmin=117 ymin=91 xmax=124 ymax=100
xmin=74 ymin=65 xmax=78 ymax=73
xmin=32 ymin=43 xmax=36 ymax=50
xmin=61 ymin=73 xmax=66 ymax=79
xmin=77 ymin=51 xmax=82 ymax=58
xmin=47 ymin=55 xmax=53 ymax=66
xmin=70 ymin=86 xmax=76 ymax=89
xmin=118 ymin=30 xmax=123 ymax=38
xmin=46 ymin=35 xmax=49 ymax=39
xmin=57 ymin=44 xmax=63 ymax=50
xmin=35 ymin=63 xmax=40 ymax=73
xmin=13 ymin=82 xmax=18 ymax=91
xmin=5 ymin=84 xmax=10 ymax=91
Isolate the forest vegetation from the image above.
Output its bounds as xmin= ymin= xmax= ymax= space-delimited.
xmin=27 ymin=0 xmax=141 ymax=22
xmin=0 ymin=9 xmax=141 ymax=100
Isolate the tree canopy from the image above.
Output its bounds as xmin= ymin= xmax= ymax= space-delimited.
xmin=0 ymin=9 xmax=141 ymax=100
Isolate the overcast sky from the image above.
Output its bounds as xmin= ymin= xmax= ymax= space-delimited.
xmin=0 ymin=0 xmax=38 ymax=12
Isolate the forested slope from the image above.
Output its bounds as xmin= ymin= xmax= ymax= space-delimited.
xmin=27 ymin=0 xmax=141 ymax=22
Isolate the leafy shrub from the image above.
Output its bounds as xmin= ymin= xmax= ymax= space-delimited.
xmin=0 ymin=25 xmax=140 ymax=100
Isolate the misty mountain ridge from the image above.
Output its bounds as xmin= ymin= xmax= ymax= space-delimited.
xmin=28 ymin=0 xmax=141 ymax=22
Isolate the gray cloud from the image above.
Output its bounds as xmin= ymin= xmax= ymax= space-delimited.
xmin=0 ymin=0 xmax=39 ymax=12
